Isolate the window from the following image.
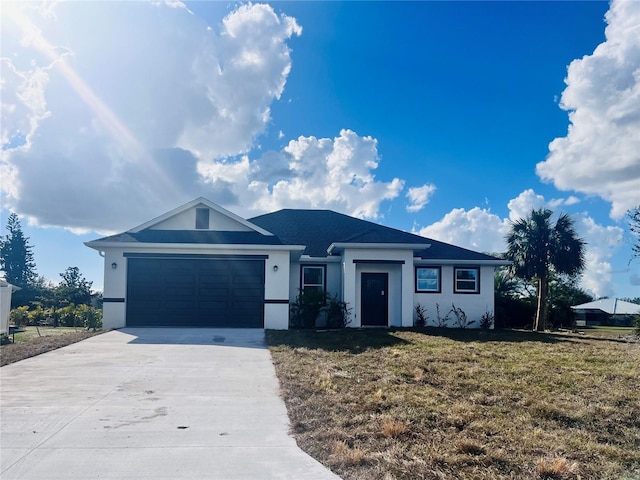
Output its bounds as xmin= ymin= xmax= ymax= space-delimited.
xmin=454 ymin=267 xmax=480 ymax=293
xmin=195 ymin=208 xmax=209 ymax=230
xmin=301 ymin=265 xmax=325 ymax=295
xmin=415 ymin=266 xmax=441 ymax=293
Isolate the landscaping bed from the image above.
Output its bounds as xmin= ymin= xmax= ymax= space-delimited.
xmin=267 ymin=327 xmax=640 ymax=480
xmin=1 ymin=327 xmax=103 ymax=366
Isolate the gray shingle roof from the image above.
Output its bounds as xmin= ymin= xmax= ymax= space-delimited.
xmin=249 ymin=209 xmax=500 ymax=261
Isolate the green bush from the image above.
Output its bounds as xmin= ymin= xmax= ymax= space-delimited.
xmin=57 ymin=304 xmax=79 ymax=327
xmin=290 ymin=289 xmax=327 ymax=329
xmin=9 ymin=306 xmax=29 ymax=327
xmin=76 ymin=304 xmax=102 ymax=331
xmin=27 ymin=305 xmax=49 ymax=326
xmin=290 ymin=290 xmax=351 ymax=329
xmin=8 ymin=304 xmax=102 ymax=330
xmin=325 ymin=294 xmax=351 ymax=329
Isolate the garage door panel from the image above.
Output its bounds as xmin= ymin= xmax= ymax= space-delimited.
xmin=127 ymin=258 xmax=264 ymax=327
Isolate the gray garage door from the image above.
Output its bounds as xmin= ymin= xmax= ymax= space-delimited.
xmin=126 ymin=257 xmax=265 ymax=327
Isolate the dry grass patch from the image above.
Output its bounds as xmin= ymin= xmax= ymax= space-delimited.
xmin=267 ymin=327 xmax=640 ymax=480
xmin=1 ymin=327 xmax=103 ymax=366
xmin=535 ymin=457 xmax=580 ymax=479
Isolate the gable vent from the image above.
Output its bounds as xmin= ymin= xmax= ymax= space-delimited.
xmin=196 ymin=208 xmax=210 ymax=230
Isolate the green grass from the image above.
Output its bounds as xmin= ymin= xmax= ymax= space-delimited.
xmin=267 ymin=328 xmax=640 ymax=480
xmin=10 ymin=326 xmax=87 ymax=342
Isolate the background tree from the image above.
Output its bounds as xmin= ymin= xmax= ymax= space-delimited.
xmin=505 ymin=208 xmax=586 ymax=331
xmin=1 ymin=213 xmax=38 ymax=306
xmin=629 ymin=205 xmax=640 ymax=258
xmin=546 ymin=274 xmax=593 ymax=328
xmin=56 ymin=266 xmax=93 ymax=306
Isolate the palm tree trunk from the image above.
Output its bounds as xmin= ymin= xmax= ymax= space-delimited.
xmin=535 ymin=276 xmax=548 ymax=331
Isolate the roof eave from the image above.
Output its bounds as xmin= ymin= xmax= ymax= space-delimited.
xmin=415 ymin=258 xmax=511 ymax=266
xmin=85 ymin=241 xmax=306 ymax=252
xmin=327 ymin=242 xmax=431 ymax=255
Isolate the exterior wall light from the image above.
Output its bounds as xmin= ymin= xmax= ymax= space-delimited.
xmin=111 ymin=262 xmax=117 ymax=269
xmin=273 ymin=265 xmax=278 ymax=272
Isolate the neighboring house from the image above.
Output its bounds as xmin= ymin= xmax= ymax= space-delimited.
xmin=0 ymin=279 xmax=20 ymax=336
xmin=85 ymin=198 xmax=508 ymax=330
xmin=571 ymin=298 xmax=640 ymax=327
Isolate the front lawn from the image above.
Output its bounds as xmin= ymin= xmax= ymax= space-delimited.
xmin=267 ymin=328 xmax=640 ymax=480
xmin=1 ymin=326 xmax=103 ymax=366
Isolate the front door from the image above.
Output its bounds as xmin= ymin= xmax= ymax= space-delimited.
xmin=361 ymin=273 xmax=388 ymax=326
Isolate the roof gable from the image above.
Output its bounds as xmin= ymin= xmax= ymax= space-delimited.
xmin=130 ymin=197 xmax=272 ymax=235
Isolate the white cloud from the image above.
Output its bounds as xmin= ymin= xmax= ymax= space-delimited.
xmin=0 ymin=2 xmax=302 ymax=232
xmin=1 ymin=2 xmax=402 ymax=231
xmin=417 ymin=189 xmax=624 ymax=297
xmin=536 ymin=0 xmax=640 ymax=219
xmin=574 ymin=214 xmax=623 ymax=298
xmin=406 ymin=184 xmax=436 ymax=213
xmin=246 ymin=129 xmax=404 ymax=219
xmin=507 ymin=189 xmax=546 ymax=221
xmin=416 ymin=207 xmax=510 ymax=253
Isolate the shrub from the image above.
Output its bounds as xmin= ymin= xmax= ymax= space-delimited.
xmin=480 ymin=310 xmax=495 ymax=329
xmin=450 ymin=303 xmax=473 ymax=328
xmin=27 ymin=305 xmax=48 ymax=326
xmin=325 ymin=294 xmax=351 ymax=329
xmin=435 ymin=303 xmax=449 ymax=328
xmin=414 ymin=303 xmax=428 ymax=327
xmin=290 ymin=289 xmax=328 ymax=329
xmin=57 ymin=304 xmax=79 ymax=327
xmin=9 ymin=306 xmax=29 ymax=327
xmin=290 ymin=290 xmax=351 ymax=329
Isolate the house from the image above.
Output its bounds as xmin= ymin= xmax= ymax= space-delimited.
xmin=85 ymin=198 xmax=508 ymax=330
xmin=571 ymin=298 xmax=640 ymax=327
xmin=0 ymin=279 xmax=20 ymax=336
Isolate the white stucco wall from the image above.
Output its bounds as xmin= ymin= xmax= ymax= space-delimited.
xmin=413 ymin=265 xmax=496 ymax=328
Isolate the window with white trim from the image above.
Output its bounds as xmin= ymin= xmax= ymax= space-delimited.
xmin=454 ymin=267 xmax=480 ymax=293
xmin=301 ymin=265 xmax=325 ymax=295
xmin=415 ymin=266 xmax=441 ymax=293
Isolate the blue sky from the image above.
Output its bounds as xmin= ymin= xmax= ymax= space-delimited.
xmin=1 ymin=1 xmax=639 ymax=299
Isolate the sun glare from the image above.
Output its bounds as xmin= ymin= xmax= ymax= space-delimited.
xmin=3 ymin=2 xmax=178 ymax=196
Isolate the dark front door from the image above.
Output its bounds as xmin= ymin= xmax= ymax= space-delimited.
xmin=361 ymin=273 xmax=388 ymax=326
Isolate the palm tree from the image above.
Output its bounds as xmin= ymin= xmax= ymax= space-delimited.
xmin=505 ymin=208 xmax=586 ymax=331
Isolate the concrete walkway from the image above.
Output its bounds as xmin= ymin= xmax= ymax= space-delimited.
xmin=0 ymin=328 xmax=342 ymax=479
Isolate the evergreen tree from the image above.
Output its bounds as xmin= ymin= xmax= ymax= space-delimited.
xmin=0 ymin=213 xmax=37 ymax=288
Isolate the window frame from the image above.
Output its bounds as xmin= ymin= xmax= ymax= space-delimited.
xmin=195 ymin=208 xmax=210 ymax=230
xmin=453 ymin=267 xmax=480 ymax=294
xmin=300 ymin=264 xmax=327 ymax=296
xmin=415 ymin=266 xmax=441 ymax=293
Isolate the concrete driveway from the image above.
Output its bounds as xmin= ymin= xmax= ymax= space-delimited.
xmin=0 ymin=328 xmax=341 ymax=480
